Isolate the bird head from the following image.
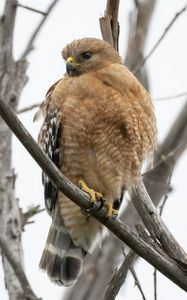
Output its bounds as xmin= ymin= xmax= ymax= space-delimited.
xmin=62 ymin=38 xmax=122 ymax=77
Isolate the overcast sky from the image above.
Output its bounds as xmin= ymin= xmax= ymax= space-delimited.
xmin=1 ymin=0 xmax=187 ymax=299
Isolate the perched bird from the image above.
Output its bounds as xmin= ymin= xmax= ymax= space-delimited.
xmin=37 ymin=38 xmax=156 ymax=286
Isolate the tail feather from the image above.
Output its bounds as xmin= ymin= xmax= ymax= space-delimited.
xmin=39 ymin=215 xmax=85 ymax=286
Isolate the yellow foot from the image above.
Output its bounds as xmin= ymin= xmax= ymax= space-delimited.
xmin=79 ymin=178 xmax=103 ymax=203
xmin=104 ymin=201 xmax=118 ymax=218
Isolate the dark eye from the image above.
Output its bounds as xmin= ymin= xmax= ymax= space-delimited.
xmin=81 ymin=52 xmax=92 ymax=60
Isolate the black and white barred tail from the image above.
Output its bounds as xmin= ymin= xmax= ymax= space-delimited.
xmin=39 ymin=209 xmax=85 ymax=286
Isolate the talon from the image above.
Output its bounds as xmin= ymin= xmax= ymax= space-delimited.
xmin=104 ymin=201 xmax=118 ymax=218
xmin=79 ymin=178 xmax=103 ymax=203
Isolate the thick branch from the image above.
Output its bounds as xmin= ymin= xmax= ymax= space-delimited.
xmin=21 ymin=0 xmax=60 ymax=59
xmin=129 ymin=179 xmax=187 ymax=261
xmin=1 ymin=95 xmax=187 ymax=291
xmin=0 ymin=236 xmax=40 ymax=300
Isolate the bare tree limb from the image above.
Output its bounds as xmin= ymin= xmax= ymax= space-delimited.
xmin=0 ymin=1 xmax=61 ymax=299
xmin=133 ymin=3 xmax=187 ymax=74
xmin=123 ymin=250 xmax=147 ymax=300
xmin=17 ymin=4 xmax=46 ymax=16
xmin=20 ymin=205 xmax=45 ymax=230
xmin=129 ymin=179 xmax=187 ymax=261
xmin=1 ymin=95 xmax=187 ymax=292
xmin=104 ymin=250 xmax=137 ymax=300
xmin=125 ymin=0 xmax=156 ymax=89
xmin=153 ymin=268 xmax=157 ymax=300
xmin=17 ymin=103 xmax=40 ymax=114
xmin=0 ymin=236 xmax=40 ymax=300
xmin=21 ymin=0 xmax=60 ymax=59
xmin=99 ymin=0 xmax=120 ymax=50
xmin=104 ymin=249 xmax=147 ymax=300
xmin=153 ymin=91 xmax=187 ymax=101
xmin=153 ymin=172 xmax=171 ymax=300
xmin=0 ymin=0 xmax=17 ymax=64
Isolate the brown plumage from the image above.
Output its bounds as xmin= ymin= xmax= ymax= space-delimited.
xmin=37 ymin=38 xmax=156 ymax=286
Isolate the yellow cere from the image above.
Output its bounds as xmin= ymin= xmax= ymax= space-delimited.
xmin=67 ymin=56 xmax=75 ymax=63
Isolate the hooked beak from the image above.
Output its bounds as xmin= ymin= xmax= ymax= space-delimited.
xmin=66 ymin=56 xmax=79 ymax=76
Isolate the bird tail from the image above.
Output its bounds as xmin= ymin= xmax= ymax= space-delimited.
xmin=39 ymin=210 xmax=85 ymax=286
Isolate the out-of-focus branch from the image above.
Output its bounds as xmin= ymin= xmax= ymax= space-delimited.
xmin=1 ymin=94 xmax=187 ymax=292
xmin=99 ymin=0 xmax=120 ymax=50
xmin=133 ymin=3 xmax=187 ymax=75
xmin=17 ymin=4 xmax=46 ymax=16
xmin=0 ymin=1 xmax=61 ymax=299
xmin=20 ymin=205 xmax=45 ymax=230
xmin=125 ymin=0 xmax=156 ymax=89
xmin=0 ymin=236 xmax=40 ymax=300
xmin=21 ymin=0 xmax=60 ymax=59
xmin=104 ymin=250 xmax=136 ymax=300
xmin=153 ymin=91 xmax=187 ymax=101
xmin=104 ymin=250 xmax=147 ymax=300
xmin=17 ymin=103 xmax=40 ymax=114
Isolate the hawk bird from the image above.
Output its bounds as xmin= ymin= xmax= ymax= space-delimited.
xmin=37 ymin=38 xmax=156 ymax=286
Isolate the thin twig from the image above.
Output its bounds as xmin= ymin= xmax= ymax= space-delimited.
xmin=1 ymin=94 xmax=187 ymax=291
xmin=123 ymin=249 xmax=147 ymax=300
xmin=0 ymin=236 xmax=40 ymax=300
xmin=21 ymin=0 xmax=60 ymax=59
xmin=153 ymin=268 xmax=157 ymax=300
xmin=153 ymin=92 xmax=187 ymax=101
xmin=17 ymin=4 xmax=46 ymax=16
xmin=133 ymin=3 xmax=187 ymax=74
xmin=17 ymin=103 xmax=40 ymax=114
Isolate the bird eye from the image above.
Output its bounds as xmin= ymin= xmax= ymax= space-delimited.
xmin=81 ymin=52 xmax=92 ymax=60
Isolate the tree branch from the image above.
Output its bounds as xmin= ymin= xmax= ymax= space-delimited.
xmin=17 ymin=103 xmax=40 ymax=115
xmin=153 ymin=91 xmax=187 ymax=101
xmin=99 ymin=0 xmax=120 ymax=50
xmin=125 ymin=0 xmax=156 ymax=89
xmin=104 ymin=249 xmax=147 ymax=300
xmin=129 ymin=179 xmax=187 ymax=261
xmin=123 ymin=250 xmax=147 ymax=300
xmin=17 ymin=4 xmax=47 ymax=16
xmin=104 ymin=250 xmax=137 ymax=300
xmin=133 ymin=3 xmax=187 ymax=74
xmin=0 ymin=0 xmax=18 ymax=64
xmin=20 ymin=205 xmax=45 ymax=230
xmin=0 ymin=236 xmax=40 ymax=300
xmin=1 ymin=95 xmax=187 ymax=292
xmin=20 ymin=0 xmax=60 ymax=59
